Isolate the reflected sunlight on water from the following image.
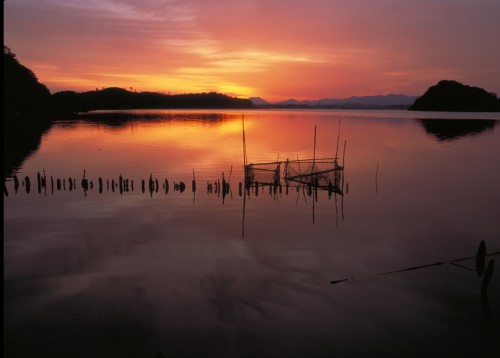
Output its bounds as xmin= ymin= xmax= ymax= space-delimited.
xmin=4 ymin=109 xmax=500 ymax=357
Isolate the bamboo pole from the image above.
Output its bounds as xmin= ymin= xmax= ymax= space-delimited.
xmin=335 ymin=119 xmax=341 ymax=162
xmin=342 ymin=140 xmax=347 ymax=192
xmin=242 ymin=114 xmax=247 ymax=167
xmin=342 ymin=140 xmax=347 ymax=168
xmin=312 ymin=125 xmax=317 ymax=168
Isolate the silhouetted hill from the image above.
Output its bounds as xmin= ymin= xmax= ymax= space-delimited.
xmin=4 ymin=46 xmax=55 ymax=176
xmin=3 ymin=46 xmax=52 ymax=119
xmin=4 ymin=46 xmax=253 ymax=117
xmin=52 ymin=88 xmax=253 ymax=112
xmin=3 ymin=47 xmax=253 ymax=176
xmin=409 ymin=80 xmax=500 ymax=112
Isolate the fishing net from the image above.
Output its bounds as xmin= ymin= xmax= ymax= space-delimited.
xmin=284 ymin=158 xmax=342 ymax=188
xmin=244 ymin=162 xmax=281 ymax=185
xmin=245 ymin=158 xmax=343 ymax=191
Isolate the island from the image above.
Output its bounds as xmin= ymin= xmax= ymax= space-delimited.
xmin=409 ymin=80 xmax=500 ymax=112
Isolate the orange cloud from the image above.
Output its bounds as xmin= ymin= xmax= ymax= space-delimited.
xmin=5 ymin=0 xmax=500 ymax=100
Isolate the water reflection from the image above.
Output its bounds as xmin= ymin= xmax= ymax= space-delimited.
xmin=4 ymin=118 xmax=52 ymax=177
xmin=4 ymin=165 xmax=348 ymax=242
xmin=78 ymin=111 xmax=239 ymax=127
xmin=330 ymin=240 xmax=498 ymax=322
xmin=417 ymin=118 xmax=497 ymax=141
xmin=4 ymin=168 xmax=347 ymax=205
xmin=4 ymin=110 xmax=500 ymax=357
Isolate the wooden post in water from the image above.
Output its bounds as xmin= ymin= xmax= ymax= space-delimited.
xmin=37 ymin=172 xmax=41 ymax=194
xmin=335 ymin=119 xmax=341 ymax=164
xmin=242 ymin=114 xmax=248 ymax=167
xmin=312 ymin=125 xmax=317 ymax=177
xmin=342 ymin=140 xmax=347 ymax=168
xmin=242 ymin=184 xmax=247 ymax=238
xmin=242 ymin=114 xmax=249 ymax=187
xmin=342 ymin=140 xmax=347 ymax=193
xmin=14 ymin=175 xmax=19 ymax=194
xmin=25 ymin=176 xmax=31 ymax=193
xmin=192 ymin=170 xmax=197 ymax=204
xmin=42 ymin=169 xmax=47 ymax=196
xmin=192 ymin=169 xmax=196 ymax=192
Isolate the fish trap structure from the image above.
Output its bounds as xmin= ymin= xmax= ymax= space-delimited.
xmin=283 ymin=158 xmax=343 ymax=190
xmin=244 ymin=161 xmax=281 ymax=187
xmin=242 ymin=116 xmax=346 ymax=194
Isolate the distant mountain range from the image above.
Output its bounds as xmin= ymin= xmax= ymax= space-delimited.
xmin=249 ymin=94 xmax=418 ymax=109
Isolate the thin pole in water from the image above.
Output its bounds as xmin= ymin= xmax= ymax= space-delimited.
xmin=242 ymin=114 xmax=247 ymax=167
xmin=342 ymin=140 xmax=347 ymax=169
xmin=342 ymin=140 xmax=347 ymax=191
xmin=335 ymin=119 xmax=341 ymax=162
xmin=313 ymin=125 xmax=317 ymax=163
xmin=312 ymin=125 xmax=317 ymax=178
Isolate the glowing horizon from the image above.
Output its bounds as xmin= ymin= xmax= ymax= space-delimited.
xmin=5 ymin=0 xmax=500 ymax=102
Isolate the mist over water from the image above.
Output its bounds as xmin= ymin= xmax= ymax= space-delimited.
xmin=4 ymin=109 xmax=500 ymax=357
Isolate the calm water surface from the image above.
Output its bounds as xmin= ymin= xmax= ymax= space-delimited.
xmin=4 ymin=109 xmax=500 ymax=357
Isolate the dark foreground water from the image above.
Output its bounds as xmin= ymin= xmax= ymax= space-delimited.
xmin=4 ymin=109 xmax=500 ymax=357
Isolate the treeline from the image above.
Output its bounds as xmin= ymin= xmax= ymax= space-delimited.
xmin=4 ymin=46 xmax=53 ymax=119
xmin=409 ymin=80 xmax=500 ymax=112
xmin=4 ymin=47 xmax=54 ymax=176
xmin=3 ymin=46 xmax=252 ymax=177
xmin=4 ymin=45 xmax=253 ymax=120
xmin=52 ymin=88 xmax=253 ymax=113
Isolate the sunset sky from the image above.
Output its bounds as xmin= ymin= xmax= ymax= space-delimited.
xmin=4 ymin=0 xmax=500 ymax=101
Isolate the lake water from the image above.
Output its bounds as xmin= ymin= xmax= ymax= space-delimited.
xmin=4 ymin=109 xmax=500 ymax=357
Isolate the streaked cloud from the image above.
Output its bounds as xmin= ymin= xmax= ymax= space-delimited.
xmin=5 ymin=0 xmax=500 ymax=100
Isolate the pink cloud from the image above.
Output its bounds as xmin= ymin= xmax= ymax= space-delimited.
xmin=5 ymin=0 xmax=500 ymax=99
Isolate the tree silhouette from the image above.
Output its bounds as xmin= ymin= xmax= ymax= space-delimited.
xmin=409 ymin=80 xmax=500 ymax=112
xmin=3 ymin=46 xmax=52 ymax=119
